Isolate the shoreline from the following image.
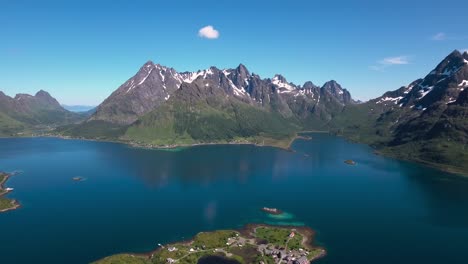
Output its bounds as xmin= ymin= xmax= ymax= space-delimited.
xmin=22 ymin=129 xmax=329 ymax=152
xmin=3 ymin=132 xmax=466 ymax=176
xmin=93 ymin=223 xmax=326 ymax=264
xmin=9 ymin=133 xmax=301 ymax=152
xmin=334 ymin=134 xmax=468 ymax=177
xmin=377 ymin=150 xmax=468 ymax=177
xmin=0 ymin=172 xmax=20 ymax=213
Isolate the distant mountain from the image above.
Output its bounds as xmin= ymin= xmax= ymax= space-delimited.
xmin=0 ymin=90 xmax=86 ymax=136
xmin=331 ymin=50 xmax=468 ymax=174
xmin=62 ymin=105 xmax=96 ymax=113
xmin=61 ymin=61 xmax=354 ymax=146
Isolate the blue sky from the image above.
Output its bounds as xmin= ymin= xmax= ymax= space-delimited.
xmin=1 ymin=0 xmax=467 ymax=105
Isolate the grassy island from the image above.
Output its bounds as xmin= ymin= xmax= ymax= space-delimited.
xmin=0 ymin=172 xmax=20 ymax=213
xmin=93 ymin=224 xmax=325 ymax=264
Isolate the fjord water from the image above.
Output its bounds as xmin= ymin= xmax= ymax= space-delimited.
xmin=1 ymin=134 xmax=468 ymax=264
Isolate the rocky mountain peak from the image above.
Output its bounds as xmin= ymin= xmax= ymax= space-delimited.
xmin=430 ymin=50 xmax=466 ymax=76
xmin=142 ymin=60 xmax=155 ymax=68
xmin=322 ymin=80 xmax=342 ymax=90
xmin=302 ymin=81 xmax=318 ymax=90
xmin=34 ymin=90 xmax=61 ymax=107
xmin=321 ymin=80 xmax=353 ymax=105
xmin=272 ymin=74 xmax=287 ymax=83
xmin=235 ymin=64 xmax=250 ymax=77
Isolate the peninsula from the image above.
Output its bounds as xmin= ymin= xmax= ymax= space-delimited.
xmin=93 ymin=224 xmax=325 ymax=264
xmin=0 ymin=172 xmax=20 ymax=213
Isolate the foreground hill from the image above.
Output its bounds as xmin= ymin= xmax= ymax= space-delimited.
xmin=0 ymin=90 xmax=86 ymax=136
xmin=331 ymin=50 xmax=468 ymax=174
xmin=59 ymin=62 xmax=354 ymax=147
xmin=93 ymin=224 xmax=325 ymax=264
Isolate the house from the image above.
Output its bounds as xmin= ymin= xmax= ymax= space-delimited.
xmin=289 ymin=232 xmax=295 ymax=238
xmin=295 ymin=256 xmax=309 ymax=264
xmin=167 ymin=247 xmax=177 ymax=252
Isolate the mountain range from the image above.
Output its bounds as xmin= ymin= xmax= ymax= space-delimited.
xmin=0 ymin=90 xmax=87 ymax=136
xmin=59 ymin=61 xmax=355 ymax=148
xmin=2 ymin=50 xmax=467 ymax=174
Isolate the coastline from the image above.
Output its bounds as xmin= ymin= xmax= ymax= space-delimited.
xmin=93 ymin=223 xmax=326 ymax=264
xmin=241 ymin=223 xmax=327 ymax=261
xmin=377 ymin=149 xmax=468 ymax=177
xmin=3 ymin=131 xmax=466 ymax=176
xmin=0 ymin=172 xmax=20 ymax=213
xmin=334 ymin=134 xmax=468 ymax=177
xmin=47 ymin=129 xmax=328 ymax=152
xmin=13 ymin=133 xmax=300 ymax=152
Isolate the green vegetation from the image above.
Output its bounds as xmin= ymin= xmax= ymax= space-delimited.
xmin=124 ymin=95 xmax=298 ymax=149
xmin=0 ymin=112 xmax=26 ymax=137
xmin=56 ymin=120 xmax=128 ymax=140
xmin=93 ymin=225 xmax=325 ymax=264
xmin=91 ymin=254 xmax=150 ymax=264
xmin=0 ymin=172 xmax=19 ymax=212
xmin=192 ymin=230 xmax=239 ymax=249
xmin=255 ymin=227 xmax=304 ymax=250
xmin=330 ymin=100 xmax=468 ymax=175
xmin=381 ymin=140 xmax=468 ymax=175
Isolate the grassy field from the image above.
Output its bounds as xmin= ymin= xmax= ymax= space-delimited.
xmin=92 ymin=254 xmax=150 ymax=264
xmin=255 ymin=226 xmax=304 ymax=250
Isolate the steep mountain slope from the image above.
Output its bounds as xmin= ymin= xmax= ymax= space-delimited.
xmin=0 ymin=90 xmax=85 ymax=136
xmin=66 ymin=61 xmax=354 ymax=143
xmin=124 ymin=76 xmax=300 ymax=147
xmin=89 ymin=62 xmax=185 ymax=125
xmin=331 ymin=50 xmax=468 ymax=174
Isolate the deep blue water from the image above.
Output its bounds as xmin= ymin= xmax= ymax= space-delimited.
xmin=0 ymin=134 xmax=468 ymax=264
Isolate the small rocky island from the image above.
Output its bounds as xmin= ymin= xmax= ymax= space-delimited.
xmin=93 ymin=224 xmax=325 ymax=264
xmin=344 ymin=160 xmax=356 ymax=165
xmin=0 ymin=172 xmax=20 ymax=213
xmin=261 ymin=207 xmax=283 ymax=215
xmin=72 ymin=177 xmax=85 ymax=182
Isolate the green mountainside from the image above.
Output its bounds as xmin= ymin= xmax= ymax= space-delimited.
xmin=124 ymin=80 xmax=300 ymax=148
xmin=330 ymin=50 xmax=468 ymax=174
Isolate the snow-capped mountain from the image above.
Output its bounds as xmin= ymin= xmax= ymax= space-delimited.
xmin=374 ymin=50 xmax=468 ymax=110
xmin=333 ymin=50 xmax=468 ymax=174
xmin=90 ymin=61 xmax=354 ymax=125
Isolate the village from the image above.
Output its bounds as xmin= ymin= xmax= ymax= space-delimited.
xmin=145 ymin=225 xmax=325 ymax=264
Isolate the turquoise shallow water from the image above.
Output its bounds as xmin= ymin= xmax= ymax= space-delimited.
xmin=0 ymin=134 xmax=468 ymax=263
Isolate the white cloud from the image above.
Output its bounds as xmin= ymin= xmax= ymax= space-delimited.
xmin=370 ymin=56 xmax=410 ymax=71
xmin=380 ymin=56 xmax=409 ymax=65
xmin=198 ymin=25 xmax=219 ymax=39
xmin=432 ymin=32 xmax=446 ymax=41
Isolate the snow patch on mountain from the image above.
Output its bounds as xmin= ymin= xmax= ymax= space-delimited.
xmin=442 ymin=66 xmax=462 ymax=76
xmin=418 ymin=85 xmax=434 ymax=98
xmin=377 ymin=96 xmax=403 ymax=105
xmin=272 ymin=75 xmax=295 ymax=93
xmin=459 ymin=80 xmax=468 ymax=87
